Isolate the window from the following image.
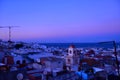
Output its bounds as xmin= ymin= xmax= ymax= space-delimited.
xmin=58 ymin=62 xmax=61 ymax=64
xmin=22 ymin=60 xmax=26 ymax=64
xmin=16 ymin=60 xmax=20 ymax=64
xmin=68 ymin=59 xmax=71 ymax=62
xmin=70 ymin=50 xmax=72 ymax=54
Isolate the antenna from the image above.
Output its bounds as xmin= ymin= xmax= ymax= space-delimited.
xmin=0 ymin=26 xmax=19 ymax=42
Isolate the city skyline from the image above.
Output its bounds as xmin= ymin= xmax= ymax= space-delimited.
xmin=0 ymin=0 xmax=120 ymax=42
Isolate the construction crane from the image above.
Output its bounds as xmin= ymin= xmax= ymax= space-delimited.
xmin=0 ymin=26 xmax=19 ymax=42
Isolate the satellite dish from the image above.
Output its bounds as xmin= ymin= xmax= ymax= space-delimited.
xmin=17 ymin=73 xmax=23 ymax=80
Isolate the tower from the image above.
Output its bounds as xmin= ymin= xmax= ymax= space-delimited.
xmin=68 ymin=45 xmax=74 ymax=56
xmin=65 ymin=45 xmax=80 ymax=71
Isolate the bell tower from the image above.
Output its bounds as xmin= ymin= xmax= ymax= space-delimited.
xmin=65 ymin=45 xmax=80 ymax=71
xmin=65 ymin=45 xmax=75 ymax=70
xmin=68 ymin=45 xmax=74 ymax=56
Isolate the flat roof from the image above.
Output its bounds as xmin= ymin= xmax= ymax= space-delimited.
xmin=0 ymin=63 xmax=5 ymax=66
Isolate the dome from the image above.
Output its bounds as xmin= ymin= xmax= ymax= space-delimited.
xmin=17 ymin=73 xmax=23 ymax=80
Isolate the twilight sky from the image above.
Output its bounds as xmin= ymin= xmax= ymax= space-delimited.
xmin=0 ymin=0 xmax=120 ymax=42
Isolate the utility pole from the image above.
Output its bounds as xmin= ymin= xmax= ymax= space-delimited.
xmin=99 ymin=41 xmax=120 ymax=76
xmin=0 ymin=26 xmax=19 ymax=55
xmin=0 ymin=26 xmax=19 ymax=42
xmin=113 ymin=41 xmax=120 ymax=76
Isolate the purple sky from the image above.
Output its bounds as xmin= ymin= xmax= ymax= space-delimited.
xmin=0 ymin=0 xmax=120 ymax=42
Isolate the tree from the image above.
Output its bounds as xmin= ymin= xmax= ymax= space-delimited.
xmin=14 ymin=43 xmax=24 ymax=49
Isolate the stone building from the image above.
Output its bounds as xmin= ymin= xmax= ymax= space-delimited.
xmin=65 ymin=45 xmax=80 ymax=71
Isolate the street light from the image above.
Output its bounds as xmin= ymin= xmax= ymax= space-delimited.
xmin=98 ymin=41 xmax=119 ymax=76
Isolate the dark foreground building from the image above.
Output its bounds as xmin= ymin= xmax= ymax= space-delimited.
xmin=0 ymin=70 xmax=27 ymax=80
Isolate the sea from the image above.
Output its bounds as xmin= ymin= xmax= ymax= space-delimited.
xmin=40 ymin=43 xmax=120 ymax=48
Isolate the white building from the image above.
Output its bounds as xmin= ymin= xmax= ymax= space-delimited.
xmin=40 ymin=57 xmax=64 ymax=73
xmin=65 ymin=45 xmax=80 ymax=71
